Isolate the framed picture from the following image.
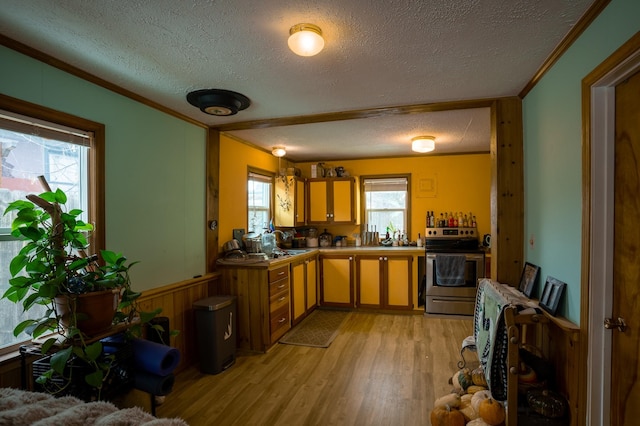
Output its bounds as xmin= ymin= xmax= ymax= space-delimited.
xmin=539 ymin=276 xmax=567 ymax=316
xmin=518 ymin=262 xmax=540 ymax=298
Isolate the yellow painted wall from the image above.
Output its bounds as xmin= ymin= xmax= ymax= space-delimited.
xmin=296 ymin=155 xmax=491 ymax=241
xmin=218 ymin=133 xmax=491 ymax=249
xmin=218 ymin=134 xmax=280 ymax=248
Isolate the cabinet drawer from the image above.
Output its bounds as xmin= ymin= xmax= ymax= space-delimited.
xmin=269 ymin=278 xmax=289 ymax=297
xmin=270 ymin=304 xmax=290 ymax=335
xmin=270 ymin=289 xmax=289 ymax=312
xmin=269 ymin=266 xmax=289 ymax=283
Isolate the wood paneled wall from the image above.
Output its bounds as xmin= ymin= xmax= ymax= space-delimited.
xmin=135 ymin=273 xmax=221 ymax=372
xmin=0 ymin=273 xmax=221 ymax=389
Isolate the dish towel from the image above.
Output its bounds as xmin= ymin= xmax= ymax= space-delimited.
xmin=435 ymin=254 xmax=466 ymax=286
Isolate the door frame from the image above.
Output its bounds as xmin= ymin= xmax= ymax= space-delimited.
xmin=582 ymin=32 xmax=640 ymax=426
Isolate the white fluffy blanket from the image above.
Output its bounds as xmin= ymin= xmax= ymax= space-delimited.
xmin=0 ymin=388 xmax=188 ymax=426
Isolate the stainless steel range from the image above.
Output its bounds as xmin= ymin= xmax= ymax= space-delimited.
xmin=424 ymin=227 xmax=485 ymax=316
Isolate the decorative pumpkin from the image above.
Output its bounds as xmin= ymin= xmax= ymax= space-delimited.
xmin=467 ymin=418 xmax=491 ymax=426
xmin=434 ymin=393 xmax=461 ymax=409
xmin=471 ymin=390 xmax=492 ymax=413
xmin=457 ymin=368 xmax=473 ymax=391
xmin=478 ymin=398 xmax=506 ymax=426
xmin=450 ymin=371 xmax=462 ymax=391
xmin=527 ymin=389 xmax=567 ymax=418
xmin=467 ymin=385 xmax=488 ymax=394
xmin=471 ymin=366 xmax=488 ymax=387
xmin=458 ymin=394 xmax=479 ymax=422
xmin=430 ymin=404 xmax=465 ymax=426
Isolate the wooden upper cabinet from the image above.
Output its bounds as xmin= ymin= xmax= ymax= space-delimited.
xmin=307 ymin=177 xmax=359 ymax=225
xmin=274 ymin=176 xmax=306 ymax=227
xmin=308 ymin=179 xmax=328 ymax=223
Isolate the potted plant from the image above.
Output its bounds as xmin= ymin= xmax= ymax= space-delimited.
xmin=2 ymin=183 xmax=161 ymax=399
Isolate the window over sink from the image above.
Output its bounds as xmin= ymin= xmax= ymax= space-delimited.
xmin=247 ymin=168 xmax=274 ymax=233
xmin=361 ymin=175 xmax=410 ymax=240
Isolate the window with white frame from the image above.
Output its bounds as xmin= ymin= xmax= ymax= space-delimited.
xmin=0 ymin=104 xmax=101 ymax=353
xmin=247 ymin=169 xmax=273 ymax=233
xmin=362 ymin=175 xmax=410 ymax=239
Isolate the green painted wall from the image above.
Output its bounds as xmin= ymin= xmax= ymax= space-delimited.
xmin=522 ymin=0 xmax=640 ymax=324
xmin=0 ymin=46 xmax=208 ymax=291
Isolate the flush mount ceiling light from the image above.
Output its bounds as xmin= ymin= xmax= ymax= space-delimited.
xmin=288 ymin=23 xmax=325 ymax=57
xmin=186 ymin=89 xmax=251 ymax=116
xmin=272 ymin=146 xmax=287 ymax=157
xmin=411 ymin=136 xmax=436 ymax=153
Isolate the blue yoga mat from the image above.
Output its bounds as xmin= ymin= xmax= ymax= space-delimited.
xmin=133 ymin=371 xmax=175 ymax=396
xmin=131 ymin=338 xmax=180 ymax=376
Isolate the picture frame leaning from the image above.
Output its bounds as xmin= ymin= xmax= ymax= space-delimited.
xmin=518 ymin=262 xmax=540 ymax=298
xmin=539 ymin=276 xmax=567 ymax=316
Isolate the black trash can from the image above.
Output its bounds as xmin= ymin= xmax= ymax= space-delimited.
xmin=193 ymin=296 xmax=237 ymax=374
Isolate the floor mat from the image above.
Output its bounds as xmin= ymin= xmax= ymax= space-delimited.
xmin=278 ymin=309 xmax=349 ymax=348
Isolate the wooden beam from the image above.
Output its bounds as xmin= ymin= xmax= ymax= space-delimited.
xmin=491 ymin=97 xmax=524 ymax=286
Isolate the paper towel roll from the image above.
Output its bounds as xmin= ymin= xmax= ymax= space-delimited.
xmin=133 ymin=371 xmax=175 ymax=396
xmin=131 ymin=338 xmax=180 ymax=376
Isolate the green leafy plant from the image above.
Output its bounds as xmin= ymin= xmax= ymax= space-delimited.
xmin=3 ymin=185 xmax=161 ymax=398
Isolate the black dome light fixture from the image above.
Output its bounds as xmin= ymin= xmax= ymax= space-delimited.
xmin=186 ymin=89 xmax=251 ymax=116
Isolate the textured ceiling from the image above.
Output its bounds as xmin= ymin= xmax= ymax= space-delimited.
xmin=0 ymin=0 xmax=595 ymax=161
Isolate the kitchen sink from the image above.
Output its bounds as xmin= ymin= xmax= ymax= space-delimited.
xmin=282 ymin=249 xmax=312 ymax=254
xmin=270 ymin=249 xmax=313 ymax=258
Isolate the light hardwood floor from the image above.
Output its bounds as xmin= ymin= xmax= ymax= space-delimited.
xmin=156 ymin=311 xmax=473 ymax=426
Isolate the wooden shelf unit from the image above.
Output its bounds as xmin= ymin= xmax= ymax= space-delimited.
xmin=480 ymin=280 xmax=580 ymax=426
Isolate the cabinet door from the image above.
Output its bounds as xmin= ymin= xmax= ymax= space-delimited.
xmin=308 ymin=180 xmax=329 ymax=223
xmin=295 ymin=178 xmax=306 ymax=226
xmin=320 ymin=255 xmax=354 ymax=307
xmin=356 ymin=256 xmax=383 ymax=308
xmin=305 ymin=256 xmax=317 ymax=311
xmin=291 ymin=261 xmax=306 ymax=325
xmin=274 ymin=176 xmax=295 ymax=227
xmin=332 ymin=179 xmax=353 ymax=223
xmin=385 ymin=256 xmax=413 ymax=309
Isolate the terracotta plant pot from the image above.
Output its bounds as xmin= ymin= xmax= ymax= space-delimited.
xmin=55 ymin=289 xmax=120 ymax=336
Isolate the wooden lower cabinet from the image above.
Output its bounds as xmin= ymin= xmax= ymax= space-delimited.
xmin=356 ymin=255 xmax=413 ymax=310
xmin=218 ymin=264 xmax=291 ymax=352
xmin=320 ymin=254 xmax=355 ymax=307
xmin=290 ymin=254 xmax=318 ymax=326
xmin=269 ymin=266 xmax=291 ymax=343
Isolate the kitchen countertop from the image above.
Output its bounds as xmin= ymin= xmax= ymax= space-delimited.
xmin=216 ymin=246 xmax=426 ymax=268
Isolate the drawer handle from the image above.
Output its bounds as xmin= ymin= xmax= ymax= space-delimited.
xmin=278 ymin=271 xmax=285 ymax=276
xmin=277 ymin=284 xmax=286 ymax=289
xmin=278 ymin=317 xmax=286 ymax=323
xmin=278 ymin=296 xmax=286 ymax=302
